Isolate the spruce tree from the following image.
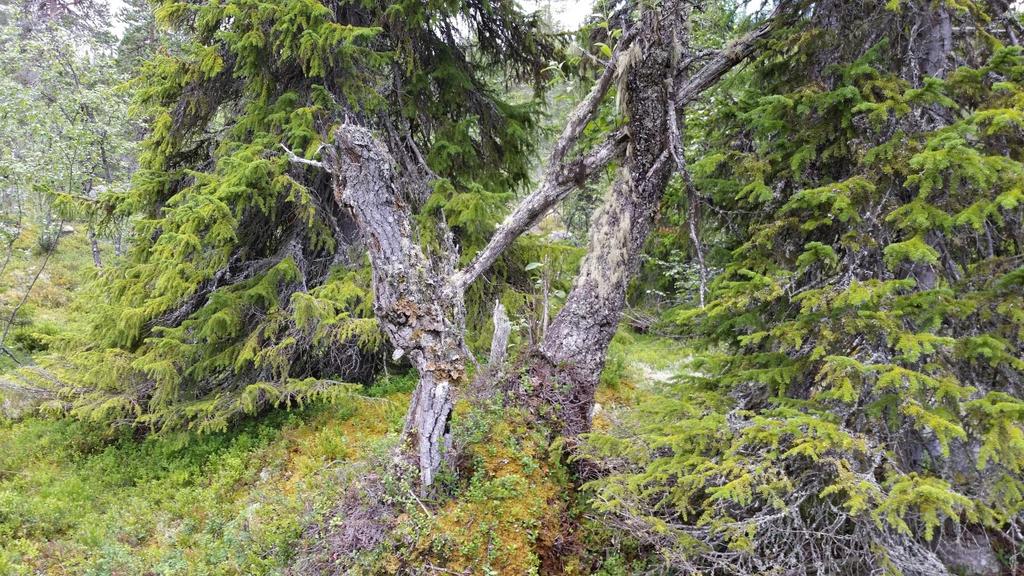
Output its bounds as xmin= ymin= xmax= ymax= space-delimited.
xmin=14 ymin=0 xmax=554 ymax=434
xmin=584 ymin=1 xmax=1024 ymax=573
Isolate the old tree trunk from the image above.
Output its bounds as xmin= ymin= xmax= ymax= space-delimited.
xmin=533 ymin=2 xmax=684 ymax=436
xmin=326 ymin=128 xmax=467 ymax=489
xmin=311 ymin=2 xmax=787 ymax=490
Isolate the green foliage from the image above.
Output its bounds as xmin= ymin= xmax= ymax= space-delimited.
xmin=586 ymin=2 xmax=1024 ymax=572
xmin=0 ymin=3 xmax=135 ymax=252
xmin=0 ymin=394 xmax=407 ymax=575
xmin=12 ymin=0 xmax=556 ymax=433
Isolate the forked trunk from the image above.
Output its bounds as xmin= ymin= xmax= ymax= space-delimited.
xmin=318 ymin=0 xmax=784 ymax=485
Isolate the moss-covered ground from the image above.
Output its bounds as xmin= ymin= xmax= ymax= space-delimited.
xmin=1 ymin=227 xmax=694 ymax=575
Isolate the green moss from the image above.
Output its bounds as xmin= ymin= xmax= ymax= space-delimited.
xmin=0 ymin=391 xmax=406 ymax=575
xmin=387 ymin=407 xmax=575 ymax=575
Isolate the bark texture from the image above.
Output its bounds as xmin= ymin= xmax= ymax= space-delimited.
xmin=327 ymin=126 xmax=466 ymax=490
xmin=534 ymin=1 xmax=685 ymax=437
xmin=488 ymin=300 xmax=512 ymax=371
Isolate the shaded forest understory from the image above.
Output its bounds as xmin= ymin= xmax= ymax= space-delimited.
xmin=2 ymin=0 xmax=1023 ymax=574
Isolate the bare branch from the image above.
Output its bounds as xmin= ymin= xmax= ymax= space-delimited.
xmin=551 ymin=28 xmax=637 ymax=163
xmin=673 ymin=5 xmax=786 ymax=108
xmin=280 ymin=144 xmax=326 ymax=171
xmin=452 ymin=132 xmax=626 ymax=291
xmin=452 ymin=8 xmax=787 ymax=292
xmin=450 ymin=30 xmax=640 ymax=291
xmin=667 ymin=81 xmax=707 ymax=308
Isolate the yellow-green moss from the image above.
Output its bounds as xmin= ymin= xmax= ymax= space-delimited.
xmin=409 ymin=413 xmax=572 ymax=575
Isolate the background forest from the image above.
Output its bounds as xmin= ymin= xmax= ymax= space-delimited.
xmin=0 ymin=0 xmax=1022 ymax=574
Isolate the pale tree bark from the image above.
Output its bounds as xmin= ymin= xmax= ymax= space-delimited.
xmin=322 ymin=115 xmax=622 ymax=488
xmin=450 ymin=41 xmax=634 ymax=292
xmin=533 ymin=0 xmax=686 ymax=437
xmin=488 ymin=300 xmax=512 ymax=371
xmin=304 ymin=2 xmax=789 ymax=489
xmin=668 ymin=79 xmax=707 ymax=308
xmin=88 ymin=226 xmax=102 ymax=268
xmin=325 ymin=127 xmax=466 ymax=491
xmin=311 ymin=32 xmax=641 ymax=490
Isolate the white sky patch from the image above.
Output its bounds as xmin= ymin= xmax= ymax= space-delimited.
xmin=520 ymin=0 xmax=594 ymax=31
xmin=107 ymin=0 xmax=128 ymax=37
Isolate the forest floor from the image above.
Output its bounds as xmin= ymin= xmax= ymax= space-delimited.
xmin=0 ymin=230 xmax=693 ymax=575
xmin=0 ymin=224 xmax=114 ymax=369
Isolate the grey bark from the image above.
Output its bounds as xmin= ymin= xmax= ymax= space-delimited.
xmin=672 ymin=11 xmax=786 ymax=108
xmin=668 ymin=87 xmax=707 ymax=308
xmin=920 ymin=5 xmax=954 ymax=80
xmin=326 ymin=126 xmax=466 ymax=492
xmin=312 ymin=29 xmax=645 ymax=490
xmin=488 ymin=300 xmax=512 ymax=371
xmin=531 ymin=1 xmax=789 ymax=437
xmin=450 ymin=28 xmax=639 ymax=292
xmin=534 ymin=1 xmax=686 ymax=437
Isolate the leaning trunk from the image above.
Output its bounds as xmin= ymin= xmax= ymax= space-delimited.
xmin=534 ymin=1 xmax=685 ymax=437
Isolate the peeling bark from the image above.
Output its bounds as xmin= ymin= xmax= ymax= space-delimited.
xmin=529 ymin=1 xmax=787 ymax=437
xmin=327 ymin=126 xmax=466 ymax=491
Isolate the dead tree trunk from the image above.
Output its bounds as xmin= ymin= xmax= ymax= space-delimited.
xmin=309 ymin=110 xmax=621 ymax=489
xmin=488 ymin=300 xmax=512 ymax=371
xmin=530 ymin=1 xmax=789 ymax=437
xmin=533 ymin=1 xmax=685 ymax=437
xmin=325 ymin=127 xmax=466 ymax=491
xmin=312 ymin=36 xmax=639 ymax=489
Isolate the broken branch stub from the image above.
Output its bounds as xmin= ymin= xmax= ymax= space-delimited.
xmin=488 ymin=300 xmax=512 ymax=372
